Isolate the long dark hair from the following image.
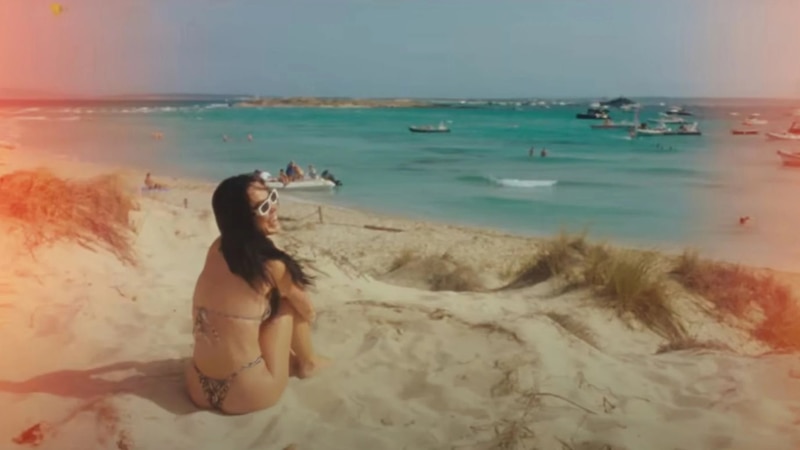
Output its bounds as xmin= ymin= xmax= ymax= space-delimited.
xmin=211 ymin=173 xmax=313 ymax=294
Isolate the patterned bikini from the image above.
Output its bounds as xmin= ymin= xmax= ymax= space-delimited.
xmin=192 ymin=290 xmax=279 ymax=411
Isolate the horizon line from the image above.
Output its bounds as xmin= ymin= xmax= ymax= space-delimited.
xmin=1 ymin=93 xmax=799 ymax=103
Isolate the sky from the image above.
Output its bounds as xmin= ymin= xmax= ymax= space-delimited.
xmin=1 ymin=0 xmax=799 ymax=98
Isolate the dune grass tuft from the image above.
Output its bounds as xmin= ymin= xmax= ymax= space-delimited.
xmin=428 ymin=262 xmax=483 ymax=292
xmin=588 ymin=250 xmax=686 ymax=341
xmin=388 ymin=248 xmax=483 ymax=292
xmin=505 ymin=230 xmax=588 ymax=289
xmin=388 ymin=248 xmax=418 ymax=272
xmin=655 ymin=337 xmax=732 ymax=354
xmin=0 ymin=168 xmax=138 ymax=264
xmin=507 ymin=231 xmax=685 ymax=340
xmin=671 ymin=249 xmax=800 ymax=350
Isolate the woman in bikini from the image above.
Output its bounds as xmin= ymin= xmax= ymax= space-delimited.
xmin=185 ymin=172 xmax=330 ymax=414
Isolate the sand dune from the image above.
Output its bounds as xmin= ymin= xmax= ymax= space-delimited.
xmin=1 ymin=154 xmax=800 ymax=449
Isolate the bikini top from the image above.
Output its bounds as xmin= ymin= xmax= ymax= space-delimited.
xmin=193 ymin=288 xmax=280 ymax=343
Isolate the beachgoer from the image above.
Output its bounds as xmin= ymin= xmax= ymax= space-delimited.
xmin=278 ymin=169 xmax=290 ymax=186
xmin=144 ymin=172 xmax=166 ymax=190
xmin=540 ymin=148 xmax=547 ymax=158
xmin=247 ymin=134 xmax=253 ymax=142
xmin=307 ymin=165 xmax=318 ymax=179
xmin=222 ymin=134 xmax=230 ymax=143
xmin=739 ymin=216 xmax=751 ymax=226
xmin=292 ymin=163 xmax=305 ymax=181
xmin=185 ymin=173 xmax=330 ymax=414
xmin=529 ymin=147 xmax=534 ymax=157
xmin=285 ymin=161 xmax=295 ymax=179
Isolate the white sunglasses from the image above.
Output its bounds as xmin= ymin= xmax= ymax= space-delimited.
xmin=254 ymin=189 xmax=279 ymax=216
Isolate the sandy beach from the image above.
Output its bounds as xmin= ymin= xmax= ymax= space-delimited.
xmin=1 ymin=147 xmax=800 ymax=450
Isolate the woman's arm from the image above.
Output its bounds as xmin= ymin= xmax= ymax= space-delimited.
xmin=266 ymin=260 xmax=315 ymax=322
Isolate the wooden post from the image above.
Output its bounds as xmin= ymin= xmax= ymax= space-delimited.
xmin=318 ymin=206 xmax=324 ymax=224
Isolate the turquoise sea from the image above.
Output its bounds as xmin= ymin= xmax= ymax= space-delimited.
xmin=2 ymin=98 xmax=800 ymax=270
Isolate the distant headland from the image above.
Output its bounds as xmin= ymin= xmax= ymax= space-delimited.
xmin=234 ymin=97 xmax=433 ymax=108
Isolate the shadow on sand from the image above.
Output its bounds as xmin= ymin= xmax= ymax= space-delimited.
xmin=0 ymin=358 xmax=197 ymax=415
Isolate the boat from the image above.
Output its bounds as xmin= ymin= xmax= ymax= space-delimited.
xmin=265 ymin=178 xmax=337 ymax=191
xmin=635 ymin=127 xmax=667 ymax=136
xmin=776 ymin=150 xmax=800 ymax=167
xmin=631 ymin=114 xmax=669 ymax=136
xmin=662 ymin=122 xmax=702 ymax=136
xmin=409 ymin=121 xmax=450 ymax=133
xmin=576 ymin=103 xmax=610 ymax=120
xmin=648 ymin=113 xmax=686 ymax=124
xmin=590 ymin=119 xmax=635 ymax=129
xmin=765 ymin=122 xmax=800 ymax=141
xmin=633 ymin=122 xmax=702 ymax=137
xmin=600 ymin=97 xmax=639 ymax=110
xmin=664 ymin=106 xmax=693 ymax=116
xmin=731 ymin=129 xmax=759 ymax=135
xmin=742 ymin=113 xmax=768 ymax=126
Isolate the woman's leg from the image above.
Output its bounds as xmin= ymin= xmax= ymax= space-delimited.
xmin=257 ymin=300 xmax=295 ymax=397
xmin=285 ymin=302 xmax=331 ymax=378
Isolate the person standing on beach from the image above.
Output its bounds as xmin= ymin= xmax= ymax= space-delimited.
xmin=185 ymin=173 xmax=330 ymax=414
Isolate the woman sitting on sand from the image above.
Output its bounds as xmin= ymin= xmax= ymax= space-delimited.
xmin=185 ymin=173 xmax=329 ymax=414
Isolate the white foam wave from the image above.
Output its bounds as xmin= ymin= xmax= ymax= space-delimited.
xmin=493 ymin=177 xmax=557 ymax=188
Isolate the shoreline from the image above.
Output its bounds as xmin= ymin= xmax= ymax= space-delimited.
xmin=2 ymin=145 xmax=797 ymax=279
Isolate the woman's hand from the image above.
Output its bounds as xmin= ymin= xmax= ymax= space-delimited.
xmin=268 ymin=260 xmax=316 ymax=323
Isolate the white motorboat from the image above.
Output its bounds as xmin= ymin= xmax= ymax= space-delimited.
xmin=635 ymin=128 xmax=667 ymax=136
xmin=633 ymin=120 xmax=670 ymax=136
xmin=765 ymin=122 xmax=800 ymax=141
xmin=265 ymin=178 xmax=337 ymax=191
xmin=409 ymin=121 xmax=450 ymax=133
xmin=648 ymin=113 xmax=686 ymax=124
xmin=776 ymin=150 xmax=800 ymax=167
xmin=742 ymin=113 xmax=768 ymax=126
xmin=664 ymin=106 xmax=693 ymax=116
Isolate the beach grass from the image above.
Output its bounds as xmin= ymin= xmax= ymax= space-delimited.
xmin=505 ymin=230 xmax=589 ymax=289
xmin=0 ymin=168 xmax=138 ymax=264
xmin=388 ymin=249 xmax=483 ymax=292
xmin=671 ymin=249 xmax=800 ymax=350
xmin=505 ymin=232 xmax=685 ymax=341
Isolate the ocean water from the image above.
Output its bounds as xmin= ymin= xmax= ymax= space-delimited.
xmin=2 ymin=99 xmax=800 ymax=270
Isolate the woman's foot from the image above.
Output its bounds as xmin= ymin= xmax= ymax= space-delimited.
xmin=296 ymin=355 xmax=332 ymax=379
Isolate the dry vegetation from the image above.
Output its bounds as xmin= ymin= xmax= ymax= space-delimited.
xmin=503 ymin=233 xmax=800 ymax=350
xmin=655 ymin=337 xmax=732 ymax=354
xmin=387 ymin=249 xmax=483 ymax=292
xmin=503 ymin=231 xmax=685 ymax=341
xmin=671 ymin=250 xmax=800 ymax=350
xmin=0 ymin=168 xmax=138 ymax=264
xmin=386 ymin=230 xmax=800 ymax=351
xmin=504 ymin=231 xmax=589 ymax=289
